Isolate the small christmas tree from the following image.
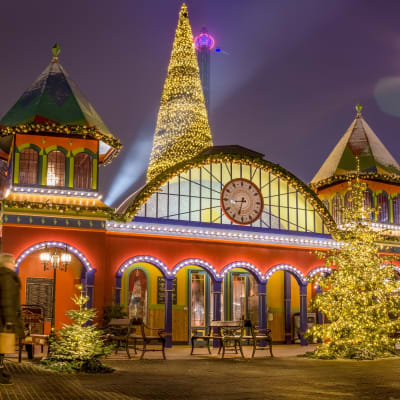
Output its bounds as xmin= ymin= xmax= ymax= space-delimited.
xmin=308 ymin=167 xmax=400 ymax=359
xmin=42 ymin=286 xmax=113 ymax=372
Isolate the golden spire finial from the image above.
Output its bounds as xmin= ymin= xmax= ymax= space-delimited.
xmin=52 ymin=43 xmax=61 ymax=62
xmin=355 ymin=103 xmax=362 ymax=117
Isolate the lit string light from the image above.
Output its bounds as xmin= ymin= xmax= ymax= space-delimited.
xmin=146 ymin=3 xmax=212 ymax=182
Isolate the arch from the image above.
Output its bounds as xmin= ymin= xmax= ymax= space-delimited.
xmin=16 ymin=143 xmax=42 ymax=153
xmin=265 ymin=264 xmax=307 ymax=286
xmin=220 ymin=261 xmax=264 ymax=283
xmin=72 ymin=147 xmax=97 ymax=158
xmin=118 ymin=148 xmax=335 ymax=232
xmin=172 ymin=258 xmax=218 ymax=281
xmin=44 ymin=145 xmax=68 ymax=155
xmin=306 ymin=266 xmax=333 ymax=279
xmin=116 ymin=255 xmax=170 ymax=278
xmin=15 ymin=241 xmax=94 ymax=273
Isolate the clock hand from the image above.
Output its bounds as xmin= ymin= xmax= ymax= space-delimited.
xmin=238 ymin=197 xmax=245 ymax=215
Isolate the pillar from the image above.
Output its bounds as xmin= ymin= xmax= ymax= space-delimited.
xmin=258 ymin=282 xmax=267 ymax=333
xmin=164 ymin=277 xmax=174 ymax=348
xmin=86 ymin=271 xmax=95 ymax=309
xmin=212 ymin=280 xmax=222 ymax=347
xmin=284 ymin=271 xmax=292 ymax=344
xmin=299 ymin=283 xmax=308 ymax=346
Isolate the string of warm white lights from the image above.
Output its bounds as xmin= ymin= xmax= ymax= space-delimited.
xmin=147 ymin=3 xmax=212 ymax=182
xmin=11 ymin=186 xmax=102 ymax=199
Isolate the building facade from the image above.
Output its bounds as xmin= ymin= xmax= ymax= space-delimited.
xmin=1 ymin=5 xmax=400 ymax=347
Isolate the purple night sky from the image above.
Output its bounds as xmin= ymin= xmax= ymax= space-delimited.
xmin=1 ymin=1 xmax=400 ymax=205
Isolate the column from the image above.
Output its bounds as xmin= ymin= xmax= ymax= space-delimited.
xmin=114 ymin=275 xmax=122 ymax=305
xmin=284 ymin=271 xmax=292 ymax=344
xmin=258 ymin=282 xmax=267 ymax=333
xmin=164 ymin=277 xmax=174 ymax=348
xmin=212 ymin=280 xmax=222 ymax=347
xmin=299 ymin=283 xmax=308 ymax=346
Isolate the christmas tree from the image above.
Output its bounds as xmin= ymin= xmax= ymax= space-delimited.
xmin=146 ymin=3 xmax=213 ymax=182
xmin=308 ymin=167 xmax=400 ymax=359
xmin=42 ymin=286 xmax=113 ymax=372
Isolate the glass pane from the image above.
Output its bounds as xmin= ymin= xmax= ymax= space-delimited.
xmin=19 ymin=149 xmax=38 ymax=185
xmin=232 ymin=275 xmax=246 ymax=321
xmin=128 ymin=269 xmax=147 ymax=322
xmin=191 ymin=273 xmax=205 ymax=327
xmin=73 ymin=153 xmax=92 ymax=189
xmin=47 ymin=151 xmax=65 ymax=186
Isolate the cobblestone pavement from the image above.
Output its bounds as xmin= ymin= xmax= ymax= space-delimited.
xmin=1 ymin=345 xmax=400 ymax=400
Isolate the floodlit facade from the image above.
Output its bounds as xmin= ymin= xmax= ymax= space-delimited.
xmin=1 ymin=5 xmax=400 ymax=347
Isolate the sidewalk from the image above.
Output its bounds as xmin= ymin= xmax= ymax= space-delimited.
xmin=2 ymin=344 xmax=400 ymax=400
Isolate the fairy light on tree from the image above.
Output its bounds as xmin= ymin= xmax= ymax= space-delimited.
xmin=146 ymin=3 xmax=213 ymax=182
xmin=308 ymin=159 xmax=400 ymax=359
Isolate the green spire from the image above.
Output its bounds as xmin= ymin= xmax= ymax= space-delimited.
xmin=146 ymin=3 xmax=212 ymax=182
xmin=52 ymin=43 xmax=61 ymax=60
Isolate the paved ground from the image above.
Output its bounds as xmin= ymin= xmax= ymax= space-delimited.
xmin=1 ymin=345 xmax=400 ymax=400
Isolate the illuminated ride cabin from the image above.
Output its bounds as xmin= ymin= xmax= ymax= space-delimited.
xmin=1 ymin=5 xmax=400 ymax=347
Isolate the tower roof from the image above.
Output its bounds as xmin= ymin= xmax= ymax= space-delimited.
xmin=311 ymin=105 xmax=400 ymax=187
xmin=146 ymin=3 xmax=213 ymax=182
xmin=0 ymin=45 xmax=121 ymax=164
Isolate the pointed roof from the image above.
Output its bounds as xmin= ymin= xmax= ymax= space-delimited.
xmin=0 ymin=45 xmax=121 ymax=164
xmin=146 ymin=3 xmax=213 ymax=182
xmin=311 ymin=105 xmax=400 ymax=187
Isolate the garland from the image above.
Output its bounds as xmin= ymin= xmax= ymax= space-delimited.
xmin=0 ymin=123 xmax=122 ymax=165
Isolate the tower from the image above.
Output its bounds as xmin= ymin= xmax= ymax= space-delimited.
xmin=146 ymin=4 xmax=212 ymax=183
xmin=194 ymin=27 xmax=215 ymax=113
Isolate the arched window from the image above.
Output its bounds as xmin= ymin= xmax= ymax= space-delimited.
xmin=363 ymin=189 xmax=374 ymax=220
xmin=332 ymin=194 xmax=342 ymax=225
xmin=377 ymin=192 xmax=389 ymax=223
xmin=47 ymin=150 xmax=65 ymax=186
xmin=19 ymin=148 xmax=38 ymax=185
xmin=344 ymin=191 xmax=352 ymax=210
xmin=73 ymin=153 xmax=92 ymax=189
xmin=393 ymin=196 xmax=400 ymax=225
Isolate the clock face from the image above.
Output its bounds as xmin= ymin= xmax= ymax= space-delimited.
xmin=220 ymin=178 xmax=264 ymax=225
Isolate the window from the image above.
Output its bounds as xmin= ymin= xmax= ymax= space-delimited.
xmin=47 ymin=151 xmax=65 ymax=186
xmin=363 ymin=189 xmax=374 ymax=220
xmin=377 ymin=192 xmax=389 ymax=223
xmin=19 ymin=148 xmax=38 ymax=185
xmin=332 ymin=194 xmax=342 ymax=225
xmin=344 ymin=191 xmax=352 ymax=210
xmin=73 ymin=153 xmax=92 ymax=189
xmin=393 ymin=196 xmax=400 ymax=225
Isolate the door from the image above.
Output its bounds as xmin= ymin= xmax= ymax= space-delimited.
xmin=188 ymin=270 xmax=210 ymax=340
xmin=231 ymin=272 xmax=258 ymax=324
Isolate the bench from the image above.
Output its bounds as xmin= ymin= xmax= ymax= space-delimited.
xmin=18 ymin=305 xmax=49 ymax=362
xmin=241 ymin=320 xmax=273 ymax=358
xmin=106 ymin=318 xmax=166 ymax=360
xmin=191 ymin=320 xmax=273 ymax=358
xmin=191 ymin=320 xmax=244 ymax=358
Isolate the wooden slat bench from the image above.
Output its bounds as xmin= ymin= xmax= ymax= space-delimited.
xmin=106 ymin=318 xmax=166 ymax=360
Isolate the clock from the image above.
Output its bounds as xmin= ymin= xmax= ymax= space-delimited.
xmin=220 ymin=178 xmax=264 ymax=225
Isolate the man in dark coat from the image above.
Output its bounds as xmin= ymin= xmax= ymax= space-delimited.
xmin=0 ymin=253 xmax=24 ymax=385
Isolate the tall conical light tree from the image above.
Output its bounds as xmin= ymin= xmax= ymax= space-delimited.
xmin=146 ymin=3 xmax=213 ymax=182
xmin=308 ymin=161 xmax=400 ymax=360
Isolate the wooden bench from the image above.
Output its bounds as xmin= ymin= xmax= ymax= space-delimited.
xmin=106 ymin=318 xmax=166 ymax=360
xmin=190 ymin=321 xmax=223 ymax=355
xmin=241 ymin=320 xmax=273 ymax=358
xmin=191 ymin=320 xmax=244 ymax=358
xmin=18 ymin=305 xmax=49 ymax=362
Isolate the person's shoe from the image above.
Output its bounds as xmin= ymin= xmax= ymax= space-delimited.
xmin=0 ymin=374 xmax=12 ymax=385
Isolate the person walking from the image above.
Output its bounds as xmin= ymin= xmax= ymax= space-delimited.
xmin=0 ymin=253 xmax=24 ymax=385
